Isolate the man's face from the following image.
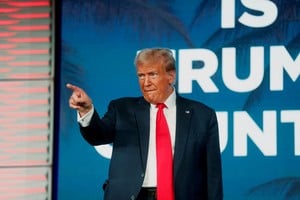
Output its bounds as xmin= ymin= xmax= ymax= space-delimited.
xmin=137 ymin=63 xmax=175 ymax=104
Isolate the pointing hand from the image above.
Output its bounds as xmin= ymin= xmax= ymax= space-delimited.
xmin=66 ymin=83 xmax=93 ymax=116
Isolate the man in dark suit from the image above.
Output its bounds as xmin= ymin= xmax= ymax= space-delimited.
xmin=67 ymin=48 xmax=223 ymax=200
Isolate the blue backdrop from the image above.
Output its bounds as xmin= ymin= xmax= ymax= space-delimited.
xmin=57 ymin=0 xmax=300 ymax=199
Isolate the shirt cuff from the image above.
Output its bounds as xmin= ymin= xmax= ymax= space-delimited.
xmin=77 ymin=105 xmax=94 ymax=127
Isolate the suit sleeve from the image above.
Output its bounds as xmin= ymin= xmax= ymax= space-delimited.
xmin=79 ymin=101 xmax=117 ymax=146
xmin=206 ymin=110 xmax=223 ymax=200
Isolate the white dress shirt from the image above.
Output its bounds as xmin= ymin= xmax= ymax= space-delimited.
xmin=143 ymin=90 xmax=176 ymax=187
xmin=78 ymin=106 xmax=94 ymax=127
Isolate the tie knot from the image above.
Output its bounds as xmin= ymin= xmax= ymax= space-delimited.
xmin=156 ymin=103 xmax=166 ymax=110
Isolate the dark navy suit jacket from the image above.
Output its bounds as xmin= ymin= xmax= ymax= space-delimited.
xmin=80 ymin=95 xmax=223 ymax=200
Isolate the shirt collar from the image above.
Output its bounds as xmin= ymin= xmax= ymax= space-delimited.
xmin=150 ymin=88 xmax=176 ymax=109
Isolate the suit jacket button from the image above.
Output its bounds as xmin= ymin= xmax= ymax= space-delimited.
xmin=141 ymin=173 xmax=145 ymax=178
xmin=130 ymin=195 xmax=135 ymax=200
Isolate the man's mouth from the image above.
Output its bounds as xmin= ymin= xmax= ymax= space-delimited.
xmin=144 ymin=90 xmax=156 ymax=93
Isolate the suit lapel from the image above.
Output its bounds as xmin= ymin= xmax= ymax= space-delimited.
xmin=134 ymin=98 xmax=150 ymax=171
xmin=174 ymin=96 xmax=192 ymax=178
xmin=133 ymin=96 xmax=192 ymax=176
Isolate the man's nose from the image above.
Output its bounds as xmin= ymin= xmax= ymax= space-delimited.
xmin=144 ymin=76 xmax=151 ymax=85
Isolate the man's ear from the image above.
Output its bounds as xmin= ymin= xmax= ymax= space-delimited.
xmin=168 ymin=70 xmax=176 ymax=85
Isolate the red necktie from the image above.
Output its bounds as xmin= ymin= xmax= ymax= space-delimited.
xmin=156 ymin=103 xmax=174 ymax=200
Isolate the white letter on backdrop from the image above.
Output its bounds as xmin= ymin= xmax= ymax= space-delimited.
xmin=178 ymin=49 xmax=219 ymax=93
xmin=270 ymin=46 xmax=300 ymax=91
xmin=234 ymin=111 xmax=277 ymax=156
xmin=222 ymin=47 xmax=264 ymax=92
xmin=239 ymin=0 xmax=278 ymax=28
xmin=221 ymin=0 xmax=236 ymax=28
xmin=281 ymin=110 xmax=300 ymax=156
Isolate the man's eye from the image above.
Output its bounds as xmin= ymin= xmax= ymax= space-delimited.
xmin=138 ymin=74 xmax=145 ymax=79
xmin=149 ymin=72 xmax=158 ymax=79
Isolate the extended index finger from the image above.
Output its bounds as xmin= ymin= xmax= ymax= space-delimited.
xmin=66 ymin=83 xmax=81 ymax=92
